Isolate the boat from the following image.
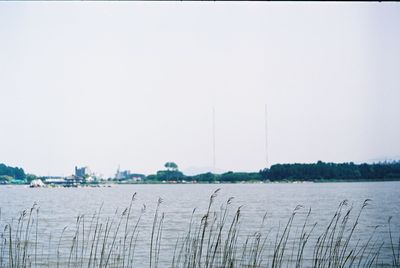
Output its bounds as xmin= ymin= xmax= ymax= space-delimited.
xmin=30 ymin=179 xmax=46 ymax=188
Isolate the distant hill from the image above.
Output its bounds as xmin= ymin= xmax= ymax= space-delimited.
xmin=363 ymin=156 xmax=400 ymax=164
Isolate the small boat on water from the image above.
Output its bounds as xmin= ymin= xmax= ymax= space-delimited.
xmin=30 ymin=179 xmax=46 ymax=188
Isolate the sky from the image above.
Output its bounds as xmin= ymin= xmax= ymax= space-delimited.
xmin=0 ymin=2 xmax=399 ymax=177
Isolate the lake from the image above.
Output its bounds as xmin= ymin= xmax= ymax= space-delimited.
xmin=1 ymin=182 xmax=399 ymax=267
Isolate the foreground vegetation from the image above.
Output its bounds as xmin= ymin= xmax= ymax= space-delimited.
xmin=0 ymin=190 xmax=399 ymax=267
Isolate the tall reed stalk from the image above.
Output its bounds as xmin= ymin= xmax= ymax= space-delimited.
xmin=0 ymin=191 xmax=398 ymax=268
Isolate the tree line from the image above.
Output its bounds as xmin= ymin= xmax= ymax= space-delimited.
xmin=260 ymin=161 xmax=400 ymax=182
xmin=0 ymin=163 xmax=26 ymax=183
xmin=147 ymin=161 xmax=400 ymax=183
xmin=1 ymin=161 xmax=400 ymax=184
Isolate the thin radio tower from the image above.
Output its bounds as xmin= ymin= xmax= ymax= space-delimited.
xmin=212 ymin=107 xmax=216 ymax=172
xmin=264 ymin=104 xmax=269 ymax=168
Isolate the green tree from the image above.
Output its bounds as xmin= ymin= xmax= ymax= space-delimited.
xmin=192 ymin=172 xmax=216 ymax=182
xmin=0 ymin=163 xmax=26 ymax=180
xmin=164 ymin=162 xmax=178 ymax=171
xmin=0 ymin=175 xmax=13 ymax=184
xmin=26 ymin=174 xmax=37 ymax=183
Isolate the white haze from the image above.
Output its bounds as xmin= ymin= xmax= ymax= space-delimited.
xmin=0 ymin=2 xmax=399 ymax=177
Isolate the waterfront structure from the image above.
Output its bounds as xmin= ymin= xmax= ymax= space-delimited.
xmin=65 ymin=175 xmax=83 ymax=187
xmin=115 ymin=167 xmax=145 ymax=182
xmin=115 ymin=169 xmax=131 ymax=180
xmin=75 ymin=166 xmax=91 ymax=178
xmin=44 ymin=177 xmax=66 ymax=185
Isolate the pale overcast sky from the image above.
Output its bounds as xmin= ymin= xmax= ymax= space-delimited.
xmin=0 ymin=2 xmax=399 ymax=177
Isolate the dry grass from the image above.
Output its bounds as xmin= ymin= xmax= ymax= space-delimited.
xmin=0 ymin=190 xmax=398 ymax=268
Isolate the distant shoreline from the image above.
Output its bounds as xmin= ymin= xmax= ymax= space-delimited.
xmin=2 ymin=161 xmax=400 ymax=186
xmin=2 ymin=178 xmax=400 ymax=188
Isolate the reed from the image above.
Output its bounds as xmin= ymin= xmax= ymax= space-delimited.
xmin=0 ymin=190 xmax=398 ymax=268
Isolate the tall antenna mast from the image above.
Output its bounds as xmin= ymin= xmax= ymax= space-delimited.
xmin=264 ymin=104 xmax=269 ymax=168
xmin=212 ymin=106 xmax=216 ymax=172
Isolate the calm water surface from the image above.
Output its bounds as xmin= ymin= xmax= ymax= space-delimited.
xmin=0 ymin=182 xmax=399 ymax=267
